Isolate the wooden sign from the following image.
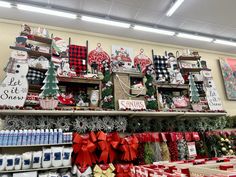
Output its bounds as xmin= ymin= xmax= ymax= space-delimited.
xmin=118 ymin=99 xmax=146 ymax=110
xmin=0 ymin=51 xmax=28 ymax=107
xmin=206 ymin=87 xmax=224 ymax=111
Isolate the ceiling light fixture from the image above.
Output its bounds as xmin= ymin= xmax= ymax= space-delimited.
xmin=133 ymin=25 xmax=175 ymax=36
xmin=17 ymin=4 xmax=77 ymax=19
xmin=0 ymin=1 xmax=11 ymax=8
xmin=177 ymin=33 xmax=213 ymax=42
xmin=166 ymin=0 xmax=184 ymax=17
xmin=213 ymin=39 xmax=236 ymax=47
xmin=81 ymin=15 xmax=130 ymax=28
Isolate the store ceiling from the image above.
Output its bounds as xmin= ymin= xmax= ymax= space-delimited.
xmin=1 ymin=0 xmax=236 ymax=54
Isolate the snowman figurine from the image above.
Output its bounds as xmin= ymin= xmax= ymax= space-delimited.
xmin=0 ymin=50 xmax=29 ymax=107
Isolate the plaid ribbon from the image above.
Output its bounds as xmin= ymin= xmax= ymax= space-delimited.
xmin=153 ymin=55 xmax=170 ymax=81
xmin=69 ymin=45 xmax=87 ymax=74
xmin=27 ymin=68 xmax=45 ymax=85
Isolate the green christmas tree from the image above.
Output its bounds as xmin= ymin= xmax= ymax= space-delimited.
xmin=188 ymin=73 xmax=200 ymax=103
xmin=145 ymin=64 xmax=158 ymax=110
xmin=40 ymin=61 xmax=59 ymax=98
xmin=101 ymin=60 xmax=114 ymax=109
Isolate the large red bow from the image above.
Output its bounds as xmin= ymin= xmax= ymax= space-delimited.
xmin=97 ymin=131 xmax=120 ymax=163
xmin=120 ymin=135 xmax=139 ymax=161
xmin=115 ymin=164 xmax=133 ymax=177
xmin=73 ymin=132 xmax=97 ymax=167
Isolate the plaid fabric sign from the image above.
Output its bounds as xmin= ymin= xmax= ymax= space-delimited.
xmin=153 ymin=55 xmax=170 ymax=82
xmin=69 ymin=45 xmax=87 ymax=74
xmin=27 ymin=68 xmax=45 ymax=85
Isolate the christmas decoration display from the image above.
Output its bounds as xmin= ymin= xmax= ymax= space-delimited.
xmin=111 ymin=45 xmax=133 ymax=70
xmin=0 ymin=50 xmax=29 ymax=107
xmin=93 ymin=164 xmax=115 ymax=177
xmin=101 ymin=60 xmax=115 ymax=109
xmin=134 ymin=49 xmax=152 ymax=73
xmin=39 ymin=61 xmax=59 ymax=109
xmin=144 ymin=64 xmax=158 ymax=110
xmin=88 ymin=43 xmax=110 ymax=71
xmin=153 ymin=55 xmax=170 ymax=82
xmin=188 ymin=73 xmax=200 ymax=103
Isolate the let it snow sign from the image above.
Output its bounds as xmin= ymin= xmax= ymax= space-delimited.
xmin=118 ymin=99 xmax=146 ymax=110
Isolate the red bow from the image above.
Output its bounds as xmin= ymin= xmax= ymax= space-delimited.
xmin=97 ymin=131 xmax=120 ymax=163
xmin=120 ymin=135 xmax=139 ymax=161
xmin=73 ymin=132 xmax=97 ymax=167
xmin=115 ymin=164 xmax=133 ymax=177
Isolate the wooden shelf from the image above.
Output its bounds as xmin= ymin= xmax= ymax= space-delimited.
xmin=155 ymin=83 xmax=189 ymax=89
xmin=58 ymin=76 xmax=101 ymax=85
xmin=10 ymin=46 xmax=51 ymax=59
xmin=0 ymin=165 xmax=71 ymax=173
xmin=21 ymin=32 xmax=52 ymax=44
xmin=177 ymin=56 xmax=201 ymax=61
xmin=180 ymin=67 xmax=203 ymax=73
xmin=0 ymin=142 xmax=72 ymax=148
xmin=29 ymin=67 xmax=47 ymax=73
xmin=0 ymin=110 xmax=226 ymax=117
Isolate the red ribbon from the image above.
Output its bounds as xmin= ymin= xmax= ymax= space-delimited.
xmin=120 ymin=135 xmax=139 ymax=161
xmin=115 ymin=164 xmax=133 ymax=177
xmin=73 ymin=132 xmax=97 ymax=168
xmin=97 ymin=131 xmax=120 ymax=163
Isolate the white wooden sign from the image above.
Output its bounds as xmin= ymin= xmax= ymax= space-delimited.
xmin=187 ymin=142 xmax=197 ymax=157
xmin=206 ymin=87 xmax=224 ymax=111
xmin=118 ymin=99 xmax=146 ymax=110
xmin=0 ymin=51 xmax=28 ymax=107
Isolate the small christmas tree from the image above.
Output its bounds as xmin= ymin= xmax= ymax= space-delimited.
xmin=188 ymin=73 xmax=200 ymax=103
xmin=145 ymin=64 xmax=158 ymax=110
xmin=40 ymin=61 xmax=59 ymax=98
xmin=101 ymin=60 xmax=114 ymax=109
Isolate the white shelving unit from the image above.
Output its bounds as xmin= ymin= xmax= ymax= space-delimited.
xmin=0 ymin=110 xmax=226 ymax=117
xmin=0 ymin=142 xmax=72 ymax=148
xmin=0 ymin=166 xmax=72 ymax=174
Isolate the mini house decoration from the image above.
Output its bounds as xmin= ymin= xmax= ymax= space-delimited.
xmin=39 ymin=61 xmax=59 ymax=109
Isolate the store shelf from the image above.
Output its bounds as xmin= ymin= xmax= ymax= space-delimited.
xmin=155 ymin=83 xmax=189 ymax=89
xmin=58 ymin=76 xmax=101 ymax=85
xmin=10 ymin=46 xmax=51 ymax=59
xmin=0 ymin=142 xmax=72 ymax=148
xmin=180 ymin=67 xmax=203 ymax=73
xmin=177 ymin=56 xmax=201 ymax=61
xmin=29 ymin=67 xmax=47 ymax=73
xmin=21 ymin=32 xmax=52 ymax=44
xmin=0 ymin=165 xmax=71 ymax=173
xmin=0 ymin=110 xmax=226 ymax=117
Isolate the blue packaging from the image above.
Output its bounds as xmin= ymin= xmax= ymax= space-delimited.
xmin=0 ymin=130 xmax=4 ymax=146
xmin=8 ymin=130 xmax=14 ymax=146
xmin=3 ymin=130 xmax=9 ymax=146
xmin=44 ymin=129 xmax=49 ymax=144
xmin=58 ymin=129 xmax=63 ymax=144
xmin=35 ymin=129 xmax=41 ymax=145
xmin=49 ymin=129 xmax=53 ymax=144
xmin=53 ymin=129 xmax=58 ymax=144
xmin=22 ymin=129 xmax=27 ymax=145
xmin=12 ymin=130 xmax=18 ymax=146
xmin=40 ymin=129 xmax=45 ymax=145
xmin=17 ymin=130 xmax=23 ymax=145
xmin=27 ymin=130 xmax=32 ymax=145
xmin=31 ymin=129 xmax=36 ymax=145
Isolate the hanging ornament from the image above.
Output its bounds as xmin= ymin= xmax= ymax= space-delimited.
xmin=88 ymin=43 xmax=110 ymax=71
xmin=134 ymin=49 xmax=152 ymax=73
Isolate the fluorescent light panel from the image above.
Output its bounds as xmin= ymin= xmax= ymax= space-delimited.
xmin=17 ymin=4 xmax=77 ymax=19
xmin=133 ymin=25 xmax=175 ymax=36
xmin=177 ymin=33 xmax=213 ymax=42
xmin=214 ymin=39 xmax=236 ymax=47
xmin=166 ymin=0 xmax=184 ymax=16
xmin=0 ymin=1 xmax=11 ymax=8
xmin=81 ymin=16 xmax=130 ymax=28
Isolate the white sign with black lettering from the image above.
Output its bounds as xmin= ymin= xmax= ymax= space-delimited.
xmin=118 ymin=99 xmax=146 ymax=110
